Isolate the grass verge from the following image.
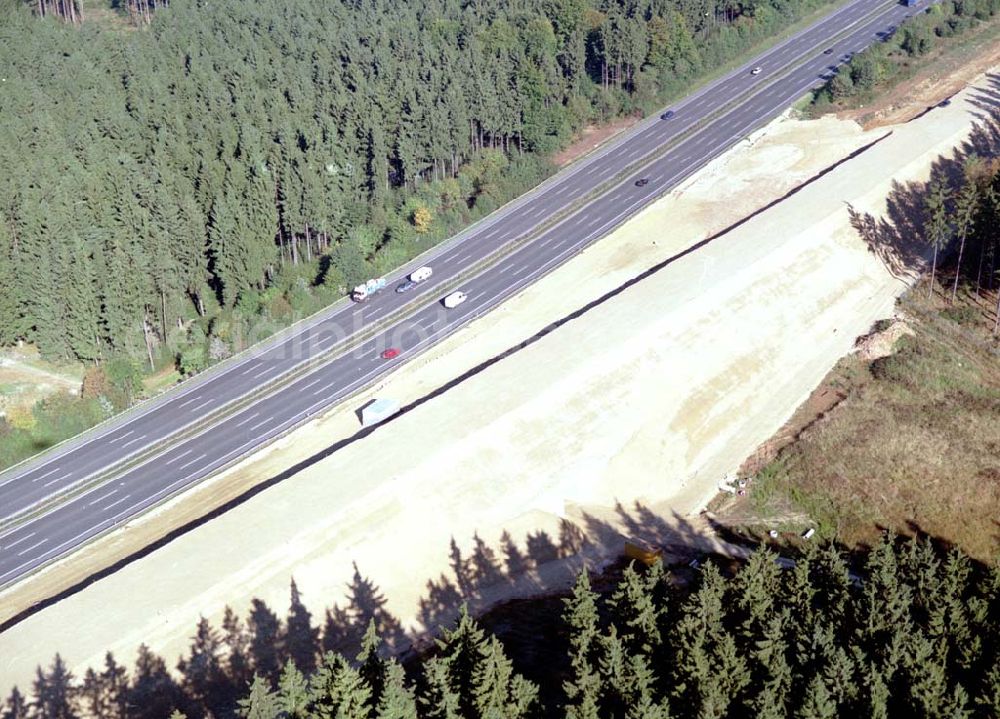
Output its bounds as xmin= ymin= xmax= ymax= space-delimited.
xmin=718 ymin=284 xmax=1000 ymax=560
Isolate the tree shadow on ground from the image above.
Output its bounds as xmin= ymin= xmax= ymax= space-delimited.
xmin=4 ymin=503 xmax=739 ymax=718
xmin=847 ymin=108 xmax=1000 ymax=286
xmin=964 ymin=72 xmax=1000 ymax=126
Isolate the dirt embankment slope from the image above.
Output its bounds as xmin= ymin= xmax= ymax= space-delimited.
xmin=0 ymin=72 xmax=994 ymax=693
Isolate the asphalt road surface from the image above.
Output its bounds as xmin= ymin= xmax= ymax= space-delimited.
xmin=0 ymin=0 xmax=922 ymax=587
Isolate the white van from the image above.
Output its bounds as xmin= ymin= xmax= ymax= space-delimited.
xmin=443 ymin=291 xmax=467 ymax=309
xmin=409 ymin=266 xmax=433 ymax=283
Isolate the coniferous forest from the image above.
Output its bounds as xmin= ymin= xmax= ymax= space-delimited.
xmin=6 ymin=537 xmax=1000 ymax=718
xmin=0 ymin=0 xmax=834 ymax=377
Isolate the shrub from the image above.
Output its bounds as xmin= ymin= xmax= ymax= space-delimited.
xmin=80 ymin=365 xmax=112 ymax=400
xmin=5 ymin=403 xmax=36 ymax=431
xmin=105 ymin=357 xmax=144 ymax=408
xmin=178 ymin=344 xmax=208 ymax=376
xmin=940 ymin=305 xmax=979 ymax=325
xmin=411 ymin=205 xmax=433 ymax=233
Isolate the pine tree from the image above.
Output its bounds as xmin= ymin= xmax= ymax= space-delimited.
xmin=608 ymin=563 xmax=663 ymax=658
xmin=974 ymin=662 xmax=1000 ymax=716
xmin=358 ymin=620 xmax=388 ymax=712
xmin=598 ymin=624 xmax=668 ymax=719
xmin=420 ymin=658 xmax=463 ymax=719
xmin=924 ymin=178 xmax=953 ymax=297
xmin=598 ymin=625 xmax=629 ymax=717
xmin=733 ymin=548 xmax=782 ymax=643
xmin=857 ymin=536 xmax=913 ymax=676
xmin=562 ymin=571 xmax=603 ymax=719
xmin=795 ymin=675 xmax=838 ymax=719
xmin=855 ymin=656 xmax=890 ymax=719
xmin=623 ymin=652 xmax=670 ymax=719
xmin=951 ymin=178 xmax=979 ymax=302
xmin=238 ymin=675 xmax=280 ymax=719
xmin=811 ymin=543 xmax=854 ymax=629
xmin=374 ymin=661 xmax=418 ymax=719
xmin=307 ymin=652 xmax=371 ymax=719
xmin=275 ymin=661 xmax=309 ymax=719
xmin=746 ymin=611 xmax=792 ymax=719
xmin=670 ymin=562 xmax=731 ymax=713
xmin=473 ymin=636 xmax=538 ymax=719
xmin=0 ymin=219 xmax=26 ymax=346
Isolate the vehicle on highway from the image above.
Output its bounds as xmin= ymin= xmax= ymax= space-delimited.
xmin=823 ymin=48 xmax=834 ymax=54
xmin=751 ymin=66 xmax=762 ymax=75
xmin=351 ymin=277 xmax=387 ymax=302
xmin=660 ymin=110 xmax=675 ymax=120
xmin=381 ymin=347 xmax=400 ymax=359
xmin=409 ymin=266 xmax=433 ymax=282
xmin=635 ymin=178 xmax=650 ymax=187
xmin=443 ymin=291 xmax=467 ymax=308
xmin=395 ymin=280 xmax=416 ymax=293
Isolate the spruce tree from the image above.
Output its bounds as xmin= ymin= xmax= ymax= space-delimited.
xmin=307 ymin=652 xmax=371 ymax=718
xmin=275 ymin=661 xmax=309 ymax=719
xmin=358 ymin=620 xmax=388 ymax=712
xmin=374 ymin=662 xmax=418 ymax=719
xmin=924 ymin=178 xmax=953 ymax=297
xmin=238 ymin=676 xmax=280 ymax=719
xmin=562 ymin=571 xmax=603 ymax=719
xmin=608 ymin=563 xmax=663 ymax=658
xmin=420 ymin=658 xmax=462 ymax=719
xmin=473 ymin=636 xmax=538 ymax=719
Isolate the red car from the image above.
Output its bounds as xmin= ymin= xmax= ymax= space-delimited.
xmin=381 ymin=347 xmax=400 ymax=359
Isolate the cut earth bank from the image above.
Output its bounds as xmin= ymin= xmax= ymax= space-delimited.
xmin=1 ymin=73 xmax=993 ymax=691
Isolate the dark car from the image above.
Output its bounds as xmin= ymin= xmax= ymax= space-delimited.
xmin=660 ymin=110 xmax=675 ymax=120
xmin=823 ymin=47 xmax=834 ymax=55
xmin=395 ymin=280 xmax=416 ymax=293
xmin=381 ymin=347 xmax=400 ymax=360
xmin=635 ymin=178 xmax=650 ymax=187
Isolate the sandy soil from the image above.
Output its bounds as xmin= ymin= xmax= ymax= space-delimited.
xmin=551 ymin=115 xmax=644 ymax=167
xmin=0 ymin=72 xmax=992 ymax=692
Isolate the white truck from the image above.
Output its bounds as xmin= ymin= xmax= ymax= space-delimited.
xmin=443 ymin=291 xmax=467 ymax=309
xmin=351 ymin=277 xmax=387 ymax=302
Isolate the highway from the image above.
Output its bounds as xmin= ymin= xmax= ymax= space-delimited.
xmin=0 ymin=0 xmax=919 ymax=587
